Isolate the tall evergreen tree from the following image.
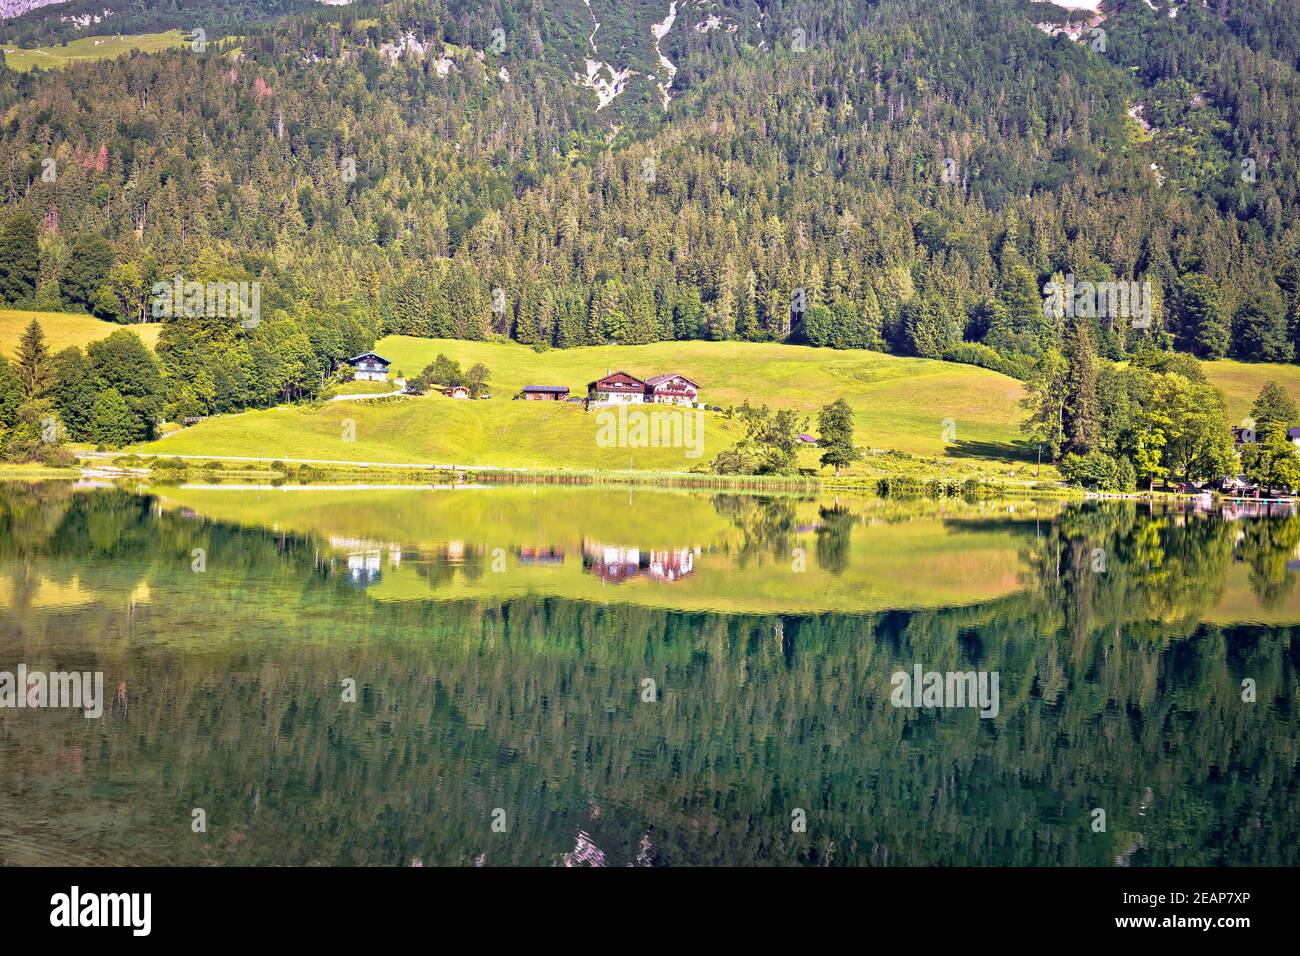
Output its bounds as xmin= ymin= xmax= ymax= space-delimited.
xmin=1063 ymin=319 xmax=1102 ymax=454
xmin=0 ymin=212 xmax=39 ymax=305
xmin=62 ymin=234 xmax=115 ymax=313
xmin=0 ymin=355 xmax=20 ymax=429
xmin=15 ymin=319 xmax=52 ymax=401
xmin=1232 ymin=291 xmax=1293 ymax=363
xmin=987 ymin=264 xmax=1049 ymax=356
xmin=1172 ymin=274 xmax=1228 ymax=359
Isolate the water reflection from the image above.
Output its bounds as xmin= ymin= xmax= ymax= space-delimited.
xmin=582 ymin=540 xmax=697 ymax=584
xmin=0 ymin=482 xmax=1296 ymax=866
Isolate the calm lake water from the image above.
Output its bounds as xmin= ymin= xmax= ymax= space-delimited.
xmin=0 ymin=481 xmax=1296 ymax=866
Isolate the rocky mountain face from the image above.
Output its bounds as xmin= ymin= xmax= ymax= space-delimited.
xmin=0 ymin=0 xmax=69 ymax=20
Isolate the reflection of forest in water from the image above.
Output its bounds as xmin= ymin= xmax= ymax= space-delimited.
xmin=0 ymin=483 xmax=1296 ymax=866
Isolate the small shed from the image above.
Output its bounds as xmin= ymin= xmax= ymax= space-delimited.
xmin=519 ymin=385 xmax=570 ymax=401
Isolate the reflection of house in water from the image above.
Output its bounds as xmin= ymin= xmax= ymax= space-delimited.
xmin=346 ymin=551 xmax=384 ymax=585
xmin=330 ymin=536 xmax=402 ymax=588
xmin=1221 ymin=500 xmax=1296 ymax=521
xmin=517 ymin=547 xmax=565 ymax=566
xmin=1164 ymin=498 xmax=1297 ymax=522
xmin=582 ymin=539 xmax=697 ymax=584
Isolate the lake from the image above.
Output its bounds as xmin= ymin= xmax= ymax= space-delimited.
xmin=0 ymin=481 xmax=1296 ymax=866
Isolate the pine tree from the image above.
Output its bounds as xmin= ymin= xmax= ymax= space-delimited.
xmin=62 ymin=233 xmax=115 ymax=313
xmin=0 ymin=212 xmax=40 ymax=305
xmin=1172 ymin=274 xmax=1228 ymax=359
xmin=0 ymin=355 xmax=20 ymax=429
xmin=902 ymin=293 xmax=960 ymax=358
xmin=987 ymin=264 xmax=1049 ymax=355
xmin=802 ymin=305 xmax=833 ymax=346
xmin=1232 ymin=290 xmax=1292 ymax=362
xmin=1062 ymin=319 xmax=1101 ymax=454
xmin=15 ymin=320 xmax=52 ymax=401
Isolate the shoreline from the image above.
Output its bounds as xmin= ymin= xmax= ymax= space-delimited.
xmin=7 ymin=456 xmax=1280 ymax=504
xmin=0 ymin=455 xmax=1083 ymax=500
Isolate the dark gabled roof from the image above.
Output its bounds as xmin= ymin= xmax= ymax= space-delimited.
xmin=645 ymin=373 xmax=701 ymax=388
xmin=347 ymin=352 xmax=391 ymax=365
xmin=521 ymin=385 xmax=570 ymax=393
xmin=589 ymin=370 xmax=645 ymax=388
xmin=1289 ymin=427 xmax=1300 ymax=438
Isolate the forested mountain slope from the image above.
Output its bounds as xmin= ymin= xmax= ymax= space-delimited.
xmin=2 ymin=0 xmax=1300 ymax=375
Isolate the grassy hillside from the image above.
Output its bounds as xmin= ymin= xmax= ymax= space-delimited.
xmin=127 ymin=339 xmax=1036 ymax=473
xmin=132 ymin=395 xmax=751 ymax=471
xmin=1202 ymin=360 xmax=1300 ymax=426
xmin=1 ymin=30 xmax=187 ymax=71
xmin=0 ymin=309 xmax=161 ymax=356
xmin=56 ymin=327 xmax=1300 ymax=476
xmin=376 ymin=337 xmax=1030 ymax=460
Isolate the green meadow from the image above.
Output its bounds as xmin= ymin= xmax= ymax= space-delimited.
xmin=375 ymin=336 xmax=1030 ymax=462
xmin=1202 ymin=359 xmax=1300 ymax=425
xmin=128 ymin=337 xmax=1033 ymax=474
xmin=14 ymin=311 xmax=1300 ymax=477
xmin=1 ymin=30 xmax=187 ymax=72
xmin=0 ymin=309 xmax=162 ymax=357
xmin=133 ymin=395 xmax=747 ymax=471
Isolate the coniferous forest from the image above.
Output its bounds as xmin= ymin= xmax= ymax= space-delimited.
xmin=2 ymin=0 xmax=1299 ymax=356
xmin=1 ymin=0 xmax=1300 ymax=482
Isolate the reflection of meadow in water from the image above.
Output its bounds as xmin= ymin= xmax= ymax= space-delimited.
xmin=0 ymin=482 xmax=1296 ymax=866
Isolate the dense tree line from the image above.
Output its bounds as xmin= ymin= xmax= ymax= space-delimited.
xmin=0 ymin=308 xmax=377 ymax=457
xmin=1 ymin=1 xmax=1300 ymax=377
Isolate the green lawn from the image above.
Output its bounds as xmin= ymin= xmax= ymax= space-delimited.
xmin=0 ymin=309 xmax=161 ymax=357
xmin=376 ymin=337 xmax=1030 ymax=461
xmin=128 ymin=338 xmax=1038 ymax=473
xmin=1202 ymin=359 xmax=1300 ymax=426
xmin=333 ymin=379 xmax=399 ymax=396
xmin=133 ymin=396 xmax=749 ymax=471
xmin=1 ymin=30 xmax=186 ymax=72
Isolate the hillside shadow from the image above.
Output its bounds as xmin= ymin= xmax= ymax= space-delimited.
xmin=943 ymin=438 xmax=1038 ymax=464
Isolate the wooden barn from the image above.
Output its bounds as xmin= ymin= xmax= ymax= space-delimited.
xmin=519 ymin=385 xmax=570 ymax=401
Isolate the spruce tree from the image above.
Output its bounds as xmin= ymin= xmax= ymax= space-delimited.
xmin=1062 ymin=319 xmax=1101 ymax=454
xmin=15 ymin=319 xmax=52 ymax=401
xmin=0 ymin=212 xmax=39 ymax=305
